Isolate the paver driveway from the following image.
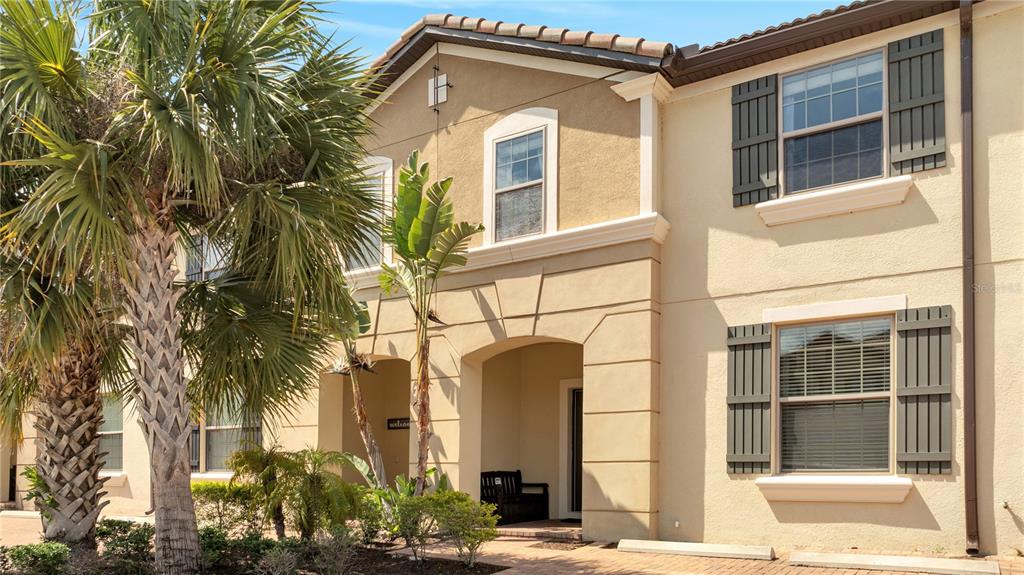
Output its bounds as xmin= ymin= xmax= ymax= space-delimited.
xmin=418 ymin=537 xmax=1024 ymax=575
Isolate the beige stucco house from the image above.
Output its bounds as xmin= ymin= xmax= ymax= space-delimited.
xmin=2 ymin=0 xmax=1021 ymax=560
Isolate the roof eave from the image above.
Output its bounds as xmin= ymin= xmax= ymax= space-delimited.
xmin=663 ymin=0 xmax=961 ymax=87
xmin=371 ymin=26 xmax=663 ymax=93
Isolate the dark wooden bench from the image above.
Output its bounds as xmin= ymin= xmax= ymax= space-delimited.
xmin=480 ymin=470 xmax=549 ymax=525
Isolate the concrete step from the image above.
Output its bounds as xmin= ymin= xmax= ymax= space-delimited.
xmin=618 ymin=539 xmax=775 ymax=560
xmin=788 ymin=551 xmax=1001 ymax=574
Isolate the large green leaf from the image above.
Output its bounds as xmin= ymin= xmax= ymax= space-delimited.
xmin=409 ymin=177 xmax=454 ymax=259
xmin=427 ymin=221 xmax=485 ymax=279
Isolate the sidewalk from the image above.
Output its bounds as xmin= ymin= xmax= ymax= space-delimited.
xmin=417 ymin=537 xmax=1024 ymax=575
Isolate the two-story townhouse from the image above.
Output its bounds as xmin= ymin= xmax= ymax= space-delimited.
xmin=332 ymin=0 xmax=1022 ymax=557
xmin=1 ymin=0 xmax=1020 ymax=561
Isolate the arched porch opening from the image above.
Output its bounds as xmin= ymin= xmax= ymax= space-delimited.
xmin=320 ymin=357 xmax=411 ymax=486
xmin=474 ymin=338 xmax=584 ymax=523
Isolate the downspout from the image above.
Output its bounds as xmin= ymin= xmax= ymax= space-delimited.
xmin=959 ymin=0 xmax=979 ymax=556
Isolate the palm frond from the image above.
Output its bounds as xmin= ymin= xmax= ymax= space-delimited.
xmin=179 ymin=272 xmax=335 ymax=424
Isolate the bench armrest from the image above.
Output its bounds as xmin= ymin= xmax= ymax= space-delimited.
xmin=521 ymin=482 xmax=549 ymax=495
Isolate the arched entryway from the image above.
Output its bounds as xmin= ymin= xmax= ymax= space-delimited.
xmin=475 ymin=339 xmax=584 ymax=523
xmin=320 ymin=357 xmax=411 ymax=486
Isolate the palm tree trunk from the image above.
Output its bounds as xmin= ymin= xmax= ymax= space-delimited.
xmin=123 ymin=217 xmax=200 ymax=575
xmin=33 ymin=344 xmax=108 ymax=548
xmin=413 ymin=320 xmax=431 ymax=496
xmin=349 ymin=370 xmax=387 ymax=489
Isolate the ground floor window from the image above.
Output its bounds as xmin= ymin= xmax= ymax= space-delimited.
xmin=203 ymin=406 xmax=261 ymax=472
xmin=778 ymin=316 xmax=891 ymax=471
xmin=98 ymin=395 xmax=123 ymax=471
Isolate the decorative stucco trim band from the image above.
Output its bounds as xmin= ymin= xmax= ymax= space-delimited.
xmin=347 ymin=212 xmax=671 ymax=290
xmin=754 ymin=175 xmax=912 ymax=226
xmin=762 ymin=294 xmax=907 ymax=324
xmin=755 ymin=475 xmax=913 ymax=503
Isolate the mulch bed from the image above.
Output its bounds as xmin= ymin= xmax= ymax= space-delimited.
xmin=528 ymin=540 xmax=592 ymax=551
xmin=346 ymin=547 xmax=506 ymax=574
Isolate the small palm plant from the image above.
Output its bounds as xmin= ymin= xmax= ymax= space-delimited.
xmin=275 ymin=449 xmax=360 ymax=541
xmin=381 ymin=151 xmax=483 ymax=495
xmin=226 ymin=445 xmax=291 ymax=540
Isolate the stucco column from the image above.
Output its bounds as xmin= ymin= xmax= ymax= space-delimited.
xmin=408 ymin=337 xmax=477 ymax=494
xmin=582 ymin=309 xmax=660 ymax=541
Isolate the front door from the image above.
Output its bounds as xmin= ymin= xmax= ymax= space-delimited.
xmin=559 ymin=379 xmax=583 ymax=520
xmin=569 ymin=387 xmax=583 ymax=515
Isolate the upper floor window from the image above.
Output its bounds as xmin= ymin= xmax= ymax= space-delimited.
xmin=778 ymin=316 xmax=891 ymax=472
xmin=344 ymin=157 xmax=393 ymax=271
xmin=494 ymin=131 xmax=544 ymax=241
xmin=781 ymin=51 xmax=884 ymax=194
xmin=483 ymin=108 xmax=558 ymax=245
xmin=98 ymin=394 xmax=123 ymax=471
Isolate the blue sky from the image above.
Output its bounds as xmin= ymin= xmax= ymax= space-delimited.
xmin=321 ymin=1 xmax=842 ymax=62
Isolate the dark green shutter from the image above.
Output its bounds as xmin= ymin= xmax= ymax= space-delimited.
xmin=727 ymin=323 xmax=772 ymax=473
xmin=889 ymin=29 xmax=946 ymax=175
xmin=896 ymin=306 xmax=952 ymax=474
xmin=731 ymin=76 xmax=778 ymax=207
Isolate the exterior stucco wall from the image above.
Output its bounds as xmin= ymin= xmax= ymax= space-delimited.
xmin=367 ymin=52 xmax=642 ymax=242
xmin=658 ymin=4 xmax=1023 ymax=555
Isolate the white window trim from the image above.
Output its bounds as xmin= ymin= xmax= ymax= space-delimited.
xmin=483 ymin=108 xmax=558 ymax=246
xmin=777 ymin=48 xmax=889 ymax=198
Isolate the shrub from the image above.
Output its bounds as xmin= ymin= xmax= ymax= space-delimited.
xmin=310 ymin=529 xmax=355 ymax=575
xmin=432 ymin=491 xmax=498 ymax=567
xmin=0 ymin=547 xmax=12 ymax=573
xmin=96 ymin=519 xmax=154 ymax=562
xmin=354 ymin=495 xmax=384 ymax=544
xmin=228 ymin=533 xmax=277 ymax=570
xmin=253 ymin=546 xmax=298 ymax=575
xmin=7 ymin=543 xmax=70 ymax=575
xmin=197 ymin=526 xmax=231 ymax=570
xmin=192 ymin=481 xmax=264 ymax=536
xmin=393 ymin=494 xmax=437 ymax=560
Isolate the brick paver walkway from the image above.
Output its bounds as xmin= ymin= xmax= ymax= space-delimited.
xmin=417 ymin=537 xmax=1024 ymax=575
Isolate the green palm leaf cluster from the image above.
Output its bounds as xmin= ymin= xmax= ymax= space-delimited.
xmin=1 ymin=0 xmax=379 ymax=569
xmin=381 ymin=151 xmax=483 ymax=495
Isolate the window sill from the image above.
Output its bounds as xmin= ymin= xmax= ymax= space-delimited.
xmin=190 ymin=471 xmax=234 ymax=482
xmin=99 ymin=471 xmax=128 ymax=487
xmin=755 ymin=175 xmax=912 ymax=226
xmin=755 ymin=475 xmax=913 ymax=503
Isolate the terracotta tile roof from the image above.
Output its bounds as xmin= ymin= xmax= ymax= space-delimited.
xmin=698 ymin=0 xmax=880 ymax=53
xmin=371 ymin=13 xmax=673 ymax=70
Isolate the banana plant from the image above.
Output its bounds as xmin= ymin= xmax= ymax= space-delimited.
xmin=380 ymin=151 xmax=483 ymax=496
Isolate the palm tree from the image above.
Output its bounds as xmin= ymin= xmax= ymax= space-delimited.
xmin=381 ymin=151 xmax=482 ymax=495
xmin=331 ymin=302 xmax=388 ymax=490
xmin=1 ymin=1 xmax=377 ymax=571
xmin=0 ymin=251 xmax=131 ymax=547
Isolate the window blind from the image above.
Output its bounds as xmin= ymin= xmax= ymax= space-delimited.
xmin=779 ymin=316 xmax=890 ymax=397
xmin=781 ymin=398 xmax=890 ymax=471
